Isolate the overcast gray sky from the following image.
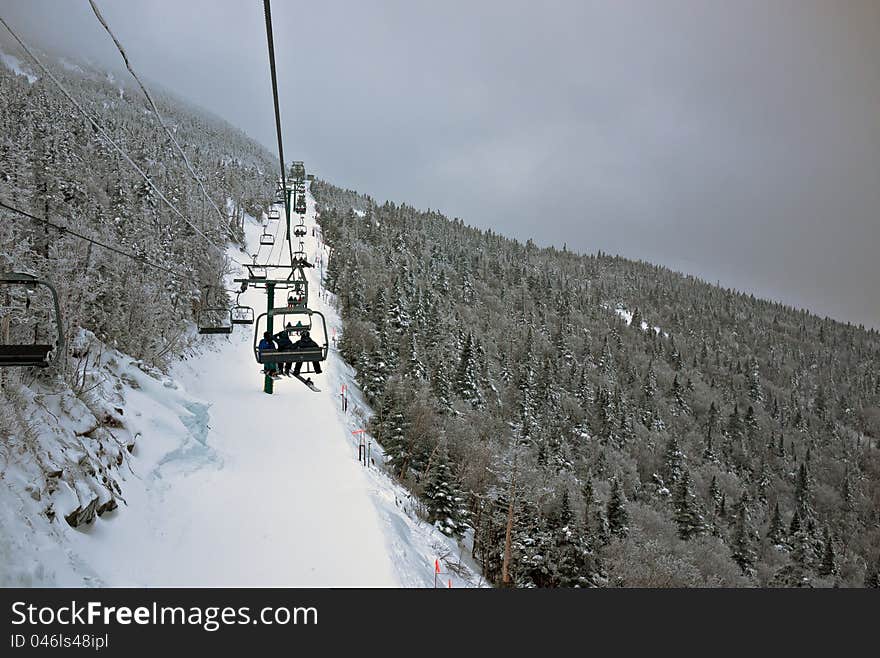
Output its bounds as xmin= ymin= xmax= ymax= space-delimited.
xmin=2 ymin=0 xmax=879 ymax=328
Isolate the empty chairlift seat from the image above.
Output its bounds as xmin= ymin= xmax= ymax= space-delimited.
xmin=197 ymin=308 xmax=233 ymax=335
xmin=0 ymin=272 xmax=64 ymax=368
xmin=0 ymin=344 xmax=55 ymax=367
xmin=231 ymin=305 xmax=255 ymax=325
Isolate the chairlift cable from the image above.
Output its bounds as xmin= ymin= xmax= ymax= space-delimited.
xmin=0 ymin=201 xmax=180 ymax=278
xmin=262 ymin=0 xmax=296 ymax=268
xmin=86 ymin=0 xmax=235 ymax=242
xmin=0 ymin=16 xmax=242 ymax=267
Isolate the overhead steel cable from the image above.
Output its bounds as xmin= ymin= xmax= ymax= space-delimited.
xmin=0 ymin=15 xmax=242 ymax=267
xmin=0 ymin=200 xmax=180 ymax=278
xmin=262 ymin=0 xmax=294 ymax=266
xmin=86 ymin=0 xmax=235 ymax=242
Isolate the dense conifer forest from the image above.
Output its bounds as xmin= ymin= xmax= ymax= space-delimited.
xmin=313 ymin=181 xmax=880 ymax=587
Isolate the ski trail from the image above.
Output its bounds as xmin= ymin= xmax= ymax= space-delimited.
xmin=61 ymin=191 xmax=399 ymax=587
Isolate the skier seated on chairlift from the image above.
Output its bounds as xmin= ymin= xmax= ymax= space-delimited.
xmin=292 ymin=330 xmax=322 ymax=378
xmin=258 ymin=331 xmax=281 ymax=378
xmin=272 ymin=327 xmax=296 ymax=376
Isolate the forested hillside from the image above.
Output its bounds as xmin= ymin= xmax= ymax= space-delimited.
xmin=0 ymin=46 xmax=275 ymax=564
xmin=313 ymin=180 xmax=880 ymax=587
xmin=0 ymin=47 xmax=274 ymax=365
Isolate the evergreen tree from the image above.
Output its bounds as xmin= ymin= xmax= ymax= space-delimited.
xmin=745 ymin=405 xmax=760 ymax=446
xmin=424 ymin=454 xmax=468 ymax=537
xmin=783 ymin=521 xmax=817 ymax=587
xmin=607 ymin=476 xmax=629 ymax=537
xmin=730 ymin=492 xmax=757 ymax=574
xmin=795 ymin=462 xmax=812 ymax=517
xmin=388 ymin=277 xmax=411 ymax=333
xmin=431 ymin=359 xmax=453 ymax=411
xmin=629 ymin=307 xmax=643 ymax=330
xmin=551 ymin=488 xmax=601 ymax=587
xmin=818 ymin=526 xmax=836 ymax=577
xmin=581 ymin=479 xmax=595 ymax=534
xmin=454 ymin=332 xmax=483 ymax=408
xmin=673 ymin=469 xmax=706 ymax=540
xmin=788 ymin=509 xmax=802 ymax=540
xmin=707 ymin=476 xmax=723 ymax=534
xmin=766 ymin=502 xmax=785 ymax=546
xmin=748 ymin=357 xmax=764 ymax=403
xmin=662 ymin=436 xmax=685 ymax=486
xmin=403 ymin=331 xmax=425 ymax=380
xmin=670 ymin=374 xmax=690 ymax=416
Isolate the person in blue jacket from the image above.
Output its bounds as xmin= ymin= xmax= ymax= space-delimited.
xmin=258 ymin=331 xmax=280 ymax=378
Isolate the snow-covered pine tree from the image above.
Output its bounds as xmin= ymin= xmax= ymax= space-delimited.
xmin=403 ymin=331 xmax=425 ymax=380
xmin=767 ymin=501 xmax=785 ymax=546
xmin=730 ymin=492 xmax=757 ymax=574
xmin=454 ymin=332 xmax=482 ymax=408
xmin=673 ymin=469 xmax=706 ymax=540
xmin=606 ymin=476 xmax=629 ymax=537
xmin=662 ymin=436 xmax=685 ymax=486
xmin=423 ymin=453 xmax=468 ymax=537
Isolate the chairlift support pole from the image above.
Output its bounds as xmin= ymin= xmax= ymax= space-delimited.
xmin=285 ymin=186 xmax=292 ymax=243
xmin=264 ymin=281 xmax=275 ymax=394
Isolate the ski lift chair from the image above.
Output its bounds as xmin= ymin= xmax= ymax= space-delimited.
xmin=0 ymin=273 xmax=64 ymax=367
xmin=269 ymin=308 xmax=312 ymax=333
xmin=197 ymin=308 xmax=233 ymax=335
xmin=276 ymin=279 xmax=308 ymax=311
xmin=253 ymin=310 xmax=328 ymax=371
xmin=259 ymin=231 xmax=275 ymax=246
xmin=231 ymin=305 xmax=255 ymax=325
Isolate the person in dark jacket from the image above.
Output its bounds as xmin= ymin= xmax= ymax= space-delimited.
xmin=258 ymin=331 xmax=280 ymax=377
xmin=292 ymin=330 xmax=322 ymax=376
xmin=273 ymin=327 xmax=295 ymax=376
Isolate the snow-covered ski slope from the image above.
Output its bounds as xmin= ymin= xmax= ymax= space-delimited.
xmin=5 ymin=183 xmax=481 ymax=587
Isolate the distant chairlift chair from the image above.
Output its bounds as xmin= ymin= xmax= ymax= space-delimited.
xmin=231 ymin=305 xmax=255 ymax=325
xmin=198 ymin=308 xmax=233 ymax=335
